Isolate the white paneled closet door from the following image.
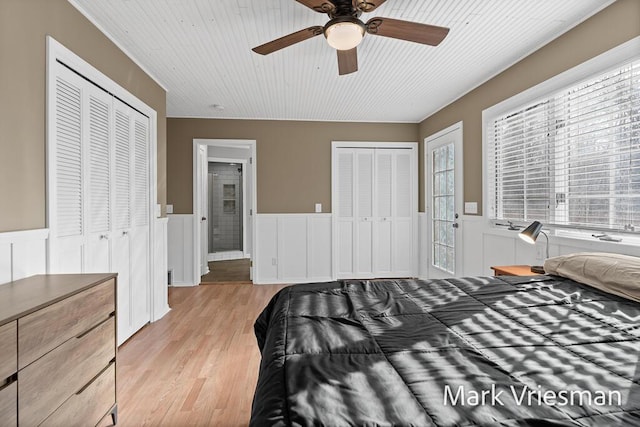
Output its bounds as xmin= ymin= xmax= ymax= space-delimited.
xmin=337 ymin=149 xmax=355 ymax=276
xmin=334 ymin=146 xmax=416 ymax=279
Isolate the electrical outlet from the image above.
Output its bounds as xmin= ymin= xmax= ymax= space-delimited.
xmin=272 ymin=258 xmax=277 ymax=266
xmin=536 ymin=244 xmax=544 ymax=261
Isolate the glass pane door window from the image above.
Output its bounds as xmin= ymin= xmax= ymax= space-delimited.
xmin=432 ymin=143 xmax=455 ymax=274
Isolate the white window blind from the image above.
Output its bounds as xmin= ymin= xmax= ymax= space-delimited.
xmin=487 ymin=58 xmax=640 ymax=231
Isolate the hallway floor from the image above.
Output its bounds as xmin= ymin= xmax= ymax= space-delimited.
xmin=200 ymin=259 xmax=251 ymax=283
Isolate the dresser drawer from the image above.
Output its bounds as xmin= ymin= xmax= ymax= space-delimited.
xmin=0 ymin=381 xmax=17 ymax=426
xmin=19 ymin=316 xmax=115 ymax=427
xmin=41 ymin=362 xmax=115 ymax=427
xmin=18 ymin=278 xmax=114 ymax=369
xmin=0 ymin=321 xmax=17 ymax=381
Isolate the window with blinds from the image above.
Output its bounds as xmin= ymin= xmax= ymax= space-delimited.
xmin=487 ymin=58 xmax=640 ymax=231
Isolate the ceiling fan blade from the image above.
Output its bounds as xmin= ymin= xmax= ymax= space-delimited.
xmin=295 ymin=0 xmax=335 ymax=13
xmin=252 ymin=26 xmax=324 ymax=55
xmin=337 ymin=48 xmax=358 ymax=75
xmin=354 ymin=0 xmax=387 ymax=13
xmin=366 ymin=17 xmax=449 ymax=46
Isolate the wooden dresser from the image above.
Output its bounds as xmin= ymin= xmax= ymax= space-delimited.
xmin=0 ymin=274 xmax=117 ymax=426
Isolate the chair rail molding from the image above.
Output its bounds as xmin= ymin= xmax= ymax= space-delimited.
xmin=167 ymin=214 xmax=197 ymax=286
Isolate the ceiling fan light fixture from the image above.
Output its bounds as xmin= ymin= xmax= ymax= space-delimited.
xmin=324 ymin=19 xmax=365 ymax=51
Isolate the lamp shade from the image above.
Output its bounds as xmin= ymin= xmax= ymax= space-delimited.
xmin=519 ymin=221 xmax=543 ymax=244
xmin=325 ymin=20 xmax=365 ymax=50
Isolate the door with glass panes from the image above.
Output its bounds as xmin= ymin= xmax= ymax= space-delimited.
xmin=426 ymin=124 xmax=463 ymax=278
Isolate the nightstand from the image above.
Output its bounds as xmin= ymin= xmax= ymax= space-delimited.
xmin=491 ymin=265 xmax=543 ymax=276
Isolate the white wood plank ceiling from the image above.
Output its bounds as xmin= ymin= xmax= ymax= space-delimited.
xmin=69 ymin=0 xmax=614 ymax=123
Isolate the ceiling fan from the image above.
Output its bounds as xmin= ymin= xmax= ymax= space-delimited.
xmin=252 ymin=0 xmax=450 ymax=75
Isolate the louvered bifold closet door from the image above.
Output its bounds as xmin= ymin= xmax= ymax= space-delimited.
xmin=85 ymin=85 xmax=113 ymax=273
xmin=130 ymin=110 xmax=151 ymax=332
xmin=392 ymin=150 xmax=413 ymax=277
xmin=113 ymin=99 xmax=134 ymax=344
xmin=355 ymin=150 xmax=375 ymax=277
xmin=48 ymin=57 xmax=154 ymax=346
xmin=49 ymin=64 xmax=86 ymax=273
xmin=374 ymin=150 xmax=394 ymax=276
xmin=337 ymin=149 xmax=356 ymax=277
xmin=335 ymin=147 xmax=416 ymax=279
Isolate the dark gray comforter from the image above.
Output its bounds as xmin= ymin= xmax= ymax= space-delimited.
xmin=251 ymin=276 xmax=640 ymax=426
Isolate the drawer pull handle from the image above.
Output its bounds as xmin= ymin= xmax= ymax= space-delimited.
xmin=0 ymin=373 xmax=17 ymax=391
xmin=76 ymin=315 xmax=112 ymax=340
xmin=76 ymin=361 xmax=115 ymax=395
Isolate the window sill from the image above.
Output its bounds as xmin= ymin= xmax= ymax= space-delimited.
xmin=486 ymin=223 xmax=640 ymax=252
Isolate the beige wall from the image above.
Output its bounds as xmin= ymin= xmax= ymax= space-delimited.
xmin=0 ymin=0 xmax=166 ymax=233
xmin=419 ymin=0 xmax=640 ymax=213
xmin=167 ymin=119 xmax=418 ymax=214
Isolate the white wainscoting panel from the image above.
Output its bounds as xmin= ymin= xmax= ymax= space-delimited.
xmin=279 ymin=216 xmax=308 ymax=282
xmin=418 ymin=213 xmax=429 ymax=279
xmin=255 ymin=215 xmax=278 ymax=282
xmin=0 ymin=229 xmax=49 ymax=284
xmin=482 ymin=233 xmax=517 ymax=275
xmin=461 ymin=215 xmax=486 ymax=277
xmin=308 ymin=216 xmax=332 ymax=280
xmin=478 ymin=222 xmax=640 ymax=276
xmin=255 ymin=214 xmax=333 ymax=284
xmin=153 ymin=218 xmax=171 ymax=320
xmin=167 ymin=214 xmax=196 ymax=286
xmin=420 ymin=216 xmax=640 ymax=279
xmin=0 ymin=242 xmax=10 ymax=285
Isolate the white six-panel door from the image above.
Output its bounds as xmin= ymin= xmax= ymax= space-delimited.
xmin=334 ymin=145 xmax=416 ymax=279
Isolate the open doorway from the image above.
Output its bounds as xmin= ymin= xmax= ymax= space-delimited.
xmin=193 ymin=139 xmax=256 ymax=284
xmin=207 ymin=160 xmax=245 ymax=259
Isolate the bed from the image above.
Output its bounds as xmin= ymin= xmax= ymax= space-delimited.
xmin=250 ymin=253 xmax=640 ymax=426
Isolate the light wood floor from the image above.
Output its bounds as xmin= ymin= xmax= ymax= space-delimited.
xmin=100 ymin=283 xmax=286 ymax=426
xmin=200 ymin=259 xmax=251 ymax=284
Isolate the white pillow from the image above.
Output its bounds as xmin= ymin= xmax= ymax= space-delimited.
xmin=544 ymin=252 xmax=640 ymax=303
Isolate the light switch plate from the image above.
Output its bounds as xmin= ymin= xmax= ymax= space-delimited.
xmin=315 ymin=203 xmax=322 ymax=213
